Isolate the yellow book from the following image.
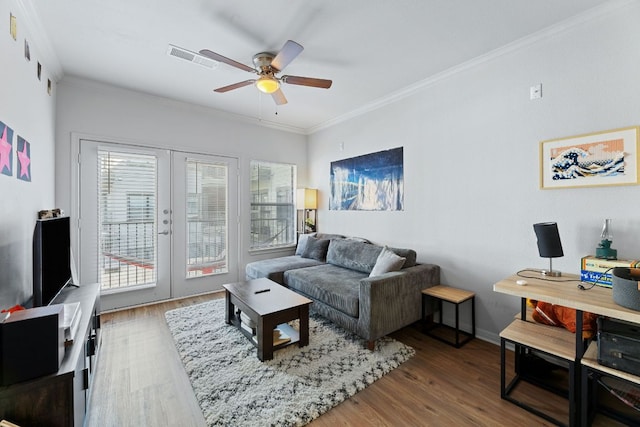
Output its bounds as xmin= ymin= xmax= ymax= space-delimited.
xmin=580 ymin=255 xmax=640 ymax=287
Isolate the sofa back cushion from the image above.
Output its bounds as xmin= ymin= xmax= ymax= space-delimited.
xmin=295 ymin=233 xmax=317 ymax=256
xmin=326 ymin=239 xmax=382 ymax=274
xmin=387 ymin=247 xmax=417 ymax=268
xmin=300 ymin=236 xmax=331 ymax=261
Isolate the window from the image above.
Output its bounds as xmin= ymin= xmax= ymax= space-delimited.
xmin=250 ymin=161 xmax=296 ymax=250
xmin=97 ymin=150 xmax=157 ymax=290
xmin=185 ymin=160 xmax=228 ymax=277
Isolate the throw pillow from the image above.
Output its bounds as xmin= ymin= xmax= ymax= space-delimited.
xmin=301 ymin=236 xmax=330 ymax=261
xmin=369 ymin=246 xmax=406 ymax=277
xmin=295 ymin=233 xmax=316 ymax=256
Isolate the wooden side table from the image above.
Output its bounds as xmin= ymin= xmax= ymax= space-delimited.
xmin=422 ymin=285 xmax=475 ymax=348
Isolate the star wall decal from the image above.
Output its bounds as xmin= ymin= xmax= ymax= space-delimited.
xmin=17 ymin=136 xmax=31 ymax=182
xmin=0 ymin=122 xmax=14 ymax=177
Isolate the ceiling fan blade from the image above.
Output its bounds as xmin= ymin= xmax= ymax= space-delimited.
xmin=199 ymin=49 xmax=255 ymax=73
xmin=271 ymin=88 xmax=288 ymax=105
xmin=271 ymin=40 xmax=304 ymax=72
xmin=282 ymin=75 xmax=332 ymax=89
xmin=214 ymin=80 xmax=255 ymax=93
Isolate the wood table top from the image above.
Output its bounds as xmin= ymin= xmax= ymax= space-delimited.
xmin=493 ymin=270 xmax=640 ymax=324
xmin=223 ymin=278 xmax=312 ymax=316
xmin=422 ymin=285 xmax=475 ymax=303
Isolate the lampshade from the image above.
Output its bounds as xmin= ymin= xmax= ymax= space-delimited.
xmin=297 ymin=188 xmax=317 ymax=210
xmin=255 ymin=75 xmax=280 ymax=94
xmin=533 ymin=222 xmax=564 ymax=258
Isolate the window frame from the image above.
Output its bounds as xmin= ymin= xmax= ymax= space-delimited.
xmin=249 ymin=160 xmax=297 ymax=251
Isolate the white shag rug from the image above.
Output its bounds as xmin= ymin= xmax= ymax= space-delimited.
xmin=165 ymin=298 xmax=414 ymax=427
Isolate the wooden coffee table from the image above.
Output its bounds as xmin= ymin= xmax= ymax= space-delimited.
xmin=223 ymin=278 xmax=313 ymax=361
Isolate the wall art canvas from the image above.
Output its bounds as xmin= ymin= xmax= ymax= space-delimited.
xmin=330 ymin=147 xmax=403 ymax=211
xmin=540 ymin=126 xmax=640 ymax=189
xmin=0 ymin=121 xmax=14 ymax=177
xmin=16 ymin=136 xmax=31 ymax=182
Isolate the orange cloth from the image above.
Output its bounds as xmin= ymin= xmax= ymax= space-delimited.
xmin=1 ymin=305 xmax=25 ymax=314
xmin=527 ymin=299 xmax=597 ymax=339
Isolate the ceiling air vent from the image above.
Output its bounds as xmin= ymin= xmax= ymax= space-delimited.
xmin=167 ymin=44 xmax=218 ymax=69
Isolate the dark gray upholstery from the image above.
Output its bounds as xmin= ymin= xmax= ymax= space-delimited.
xmin=387 ymin=247 xmax=417 ymax=268
xmin=245 ymin=255 xmax=324 ymax=285
xmin=326 ymin=239 xmax=382 ymax=273
xmin=300 ymin=237 xmax=330 ymax=261
xmin=245 ymin=236 xmax=440 ymax=345
xmin=285 ymin=264 xmax=366 ymax=317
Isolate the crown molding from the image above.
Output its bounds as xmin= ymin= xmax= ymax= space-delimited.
xmin=308 ymin=0 xmax=635 ymax=135
xmin=16 ymin=0 xmax=63 ymax=81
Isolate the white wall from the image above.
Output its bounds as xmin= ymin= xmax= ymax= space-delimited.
xmin=54 ymin=77 xmax=307 ymax=281
xmin=0 ymin=0 xmax=57 ymax=307
xmin=308 ymin=2 xmax=640 ymax=343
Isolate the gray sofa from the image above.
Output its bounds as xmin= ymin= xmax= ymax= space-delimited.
xmin=245 ymin=234 xmax=440 ymax=349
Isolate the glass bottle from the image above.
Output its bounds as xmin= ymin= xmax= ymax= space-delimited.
xmin=600 ymin=218 xmax=613 ymax=242
xmin=596 ymin=218 xmax=617 ymax=260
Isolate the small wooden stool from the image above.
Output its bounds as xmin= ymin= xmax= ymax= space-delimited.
xmin=422 ymin=285 xmax=475 ymax=348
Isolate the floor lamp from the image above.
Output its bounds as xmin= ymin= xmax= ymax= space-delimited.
xmin=297 ymin=188 xmax=317 ymax=235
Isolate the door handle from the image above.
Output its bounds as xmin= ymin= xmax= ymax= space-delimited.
xmin=158 ymin=230 xmax=169 ymax=235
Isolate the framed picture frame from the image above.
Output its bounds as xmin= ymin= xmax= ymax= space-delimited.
xmin=540 ymin=126 xmax=640 ymax=189
xmin=329 ymin=147 xmax=404 ymax=211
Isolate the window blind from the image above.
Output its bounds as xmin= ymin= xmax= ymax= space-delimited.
xmin=185 ymin=160 xmax=228 ymax=278
xmin=249 ymin=161 xmax=295 ymax=249
xmin=97 ymin=150 xmax=157 ymax=290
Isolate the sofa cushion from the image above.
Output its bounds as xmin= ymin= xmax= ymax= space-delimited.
xmin=315 ymin=233 xmax=346 ymax=241
xmin=369 ymin=246 xmax=406 ymax=277
xmin=326 ymin=239 xmax=382 ymax=274
xmin=284 ymin=264 xmax=366 ymax=318
xmin=387 ymin=247 xmax=417 ymax=268
xmin=295 ymin=233 xmax=317 ymax=256
xmin=300 ymin=236 xmax=330 ymax=261
xmin=245 ymin=255 xmax=325 ymax=285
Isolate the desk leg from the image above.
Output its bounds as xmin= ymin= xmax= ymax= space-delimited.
xmin=581 ymin=364 xmax=589 ymax=427
xmin=574 ymin=309 xmax=584 ymax=426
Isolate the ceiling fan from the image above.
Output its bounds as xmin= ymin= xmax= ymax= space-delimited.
xmin=199 ymin=40 xmax=332 ymax=105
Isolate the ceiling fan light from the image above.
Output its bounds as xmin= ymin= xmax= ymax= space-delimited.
xmin=255 ymin=76 xmax=279 ymax=94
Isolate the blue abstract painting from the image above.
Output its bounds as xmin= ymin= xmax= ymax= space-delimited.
xmin=330 ymin=147 xmax=403 ymax=211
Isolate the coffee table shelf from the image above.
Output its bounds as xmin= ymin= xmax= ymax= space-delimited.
xmin=223 ymin=278 xmax=312 ymax=361
xmin=229 ymin=313 xmax=301 ymax=351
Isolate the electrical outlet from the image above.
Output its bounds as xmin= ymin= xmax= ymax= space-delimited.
xmin=530 ymin=84 xmax=542 ymax=100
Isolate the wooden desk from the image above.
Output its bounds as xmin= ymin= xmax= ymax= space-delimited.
xmin=494 ymin=270 xmax=640 ymax=426
xmin=494 ymin=272 xmax=640 ymax=324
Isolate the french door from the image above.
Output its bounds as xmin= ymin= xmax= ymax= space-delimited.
xmin=171 ymin=152 xmax=238 ymax=298
xmin=78 ymin=139 xmax=238 ymax=310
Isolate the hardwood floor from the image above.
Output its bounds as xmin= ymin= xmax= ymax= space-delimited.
xmin=86 ymin=293 xmax=626 ymax=427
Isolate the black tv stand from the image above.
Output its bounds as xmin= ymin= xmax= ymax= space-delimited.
xmin=0 ymin=283 xmax=101 ymax=426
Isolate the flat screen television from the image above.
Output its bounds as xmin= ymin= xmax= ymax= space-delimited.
xmin=33 ymin=216 xmax=72 ymax=307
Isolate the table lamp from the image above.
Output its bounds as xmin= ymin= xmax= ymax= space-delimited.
xmin=533 ymin=222 xmax=564 ymax=277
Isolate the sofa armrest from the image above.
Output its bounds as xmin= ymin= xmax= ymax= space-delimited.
xmin=357 ymin=263 xmax=440 ymax=340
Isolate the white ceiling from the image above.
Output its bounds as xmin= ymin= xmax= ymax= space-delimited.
xmin=25 ymin=0 xmax=614 ymax=134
